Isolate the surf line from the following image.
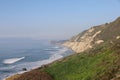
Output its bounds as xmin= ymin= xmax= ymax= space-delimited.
xmin=3 ymin=57 xmax=25 ymax=64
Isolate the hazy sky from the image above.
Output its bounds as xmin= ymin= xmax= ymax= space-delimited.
xmin=0 ymin=0 xmax=120 ymax=40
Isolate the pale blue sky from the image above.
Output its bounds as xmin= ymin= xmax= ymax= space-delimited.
xmin=0 ymin=0 xmax=120 ymax=40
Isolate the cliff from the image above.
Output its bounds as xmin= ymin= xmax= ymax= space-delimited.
xmin=63 ymin=17 xmax=120 ymax=53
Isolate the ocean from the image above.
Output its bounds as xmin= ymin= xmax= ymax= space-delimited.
xmin=0 ymin=38 xmax=73 ymax=80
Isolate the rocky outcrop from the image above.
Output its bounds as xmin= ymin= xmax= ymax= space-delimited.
xmin=63 ymin=17 xmax=120 ymax=53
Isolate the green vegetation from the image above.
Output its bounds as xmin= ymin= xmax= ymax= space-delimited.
xmin=43 ymin=42 xmax=120 ymax=80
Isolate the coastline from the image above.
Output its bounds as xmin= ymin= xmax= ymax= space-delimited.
xmin=5 ymin=46 xmax=74 ymax=80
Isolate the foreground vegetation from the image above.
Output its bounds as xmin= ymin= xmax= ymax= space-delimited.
xmin=43 ymin=41 xmax=120 ymax=80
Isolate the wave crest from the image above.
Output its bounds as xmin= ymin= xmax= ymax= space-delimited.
xmin=3 ymin=57 xmax=25 ymax=64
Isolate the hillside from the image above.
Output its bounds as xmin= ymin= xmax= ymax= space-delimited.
xmin=63 ymin=17 xmax=120 ymax=53
xmin=6 ymin=17 xmax=120 ymax=80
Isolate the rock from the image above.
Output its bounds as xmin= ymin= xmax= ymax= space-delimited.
xmin=22 ymin=68 xmax=27 ymax=71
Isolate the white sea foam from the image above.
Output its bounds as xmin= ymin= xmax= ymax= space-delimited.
xmin=11 ymin=47 xmax=69 ymax=71
xmin=0 ymin=66 xmax=15 ymax=70
xmin=2 ymin=47 xmax=72 ymax=80
xmin=44 ymin=46 xmax=60 ymax=51
xmin=52 ymin=46 xmax=60 ymax=49
xmin=3 ymin=57 xmax=25 ymax=64
xmin=44 ymin=49 xmax=55 ymax=51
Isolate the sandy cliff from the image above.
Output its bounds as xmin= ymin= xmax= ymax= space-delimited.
xmin=63 ymin=17 xmax=120 ymax=53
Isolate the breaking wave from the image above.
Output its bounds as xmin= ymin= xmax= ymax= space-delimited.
xmin=1 ymin=47 xmax=73 ymax=80
xmin=15 ymin=47 xmax=69 ymax=70
xmin=3 ymin=57 xmax=25 ymax=64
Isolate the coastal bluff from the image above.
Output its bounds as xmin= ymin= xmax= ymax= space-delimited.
xmin=63 ymin=17 xmax=120 ymax=53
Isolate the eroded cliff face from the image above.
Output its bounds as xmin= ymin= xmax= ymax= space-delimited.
xmin=63 ymin=17 xmax=120 ymax=53
xmin=63 ymin=27 xmax=104 ymax=53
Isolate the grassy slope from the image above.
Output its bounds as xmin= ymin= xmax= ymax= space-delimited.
xmin=43 ymin=42 xmax=120 ymax=80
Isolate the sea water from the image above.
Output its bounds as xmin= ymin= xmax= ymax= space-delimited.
xmin=0 ymin=38 xmax=73 ymax=80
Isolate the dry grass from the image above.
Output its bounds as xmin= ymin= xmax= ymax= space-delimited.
xmin=6 ymin=74 xmax=21 ymax=80
xmin=6 ymin=69 xmax=53 ymax=80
